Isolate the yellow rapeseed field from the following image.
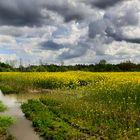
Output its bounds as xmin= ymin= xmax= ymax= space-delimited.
xmin=1 ymin=72 xmax=140 ymax=139
xmin=1 ymin=72 xmax=140 ymax=90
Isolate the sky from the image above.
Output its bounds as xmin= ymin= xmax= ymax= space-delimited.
xmin=0 ymin=0 xmax=140 ymax=65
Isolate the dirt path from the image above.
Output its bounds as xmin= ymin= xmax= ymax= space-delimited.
xmin=0 ymin=91 xmax=43 ymax=140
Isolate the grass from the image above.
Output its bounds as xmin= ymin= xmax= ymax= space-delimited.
xmin=0 ymin=116 xmax=15 ymax=128
xmin=0 ymin=101 xmax=7 ymax=112
xmin=21 ymin=100 xmax=89 ymax=140
xmin=0 ymin=85 xmax=16 ymax=94
xmin=0 ymin=116 xmax=16 ymax=140
xmin=22 ymin=88 xmax=140 ymax=139
xmin=0 ymin=101 xmax=16 ymax=140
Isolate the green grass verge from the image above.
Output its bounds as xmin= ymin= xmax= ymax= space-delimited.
xmin=0 ymin=116 xmax=16 ymax=140
xmin=0 ymin=102 xmax=16 ymax=140
xmin=0 ymin=85 xmax=16 ymax=94
xmin=0 ymin=127 xmax=15 ymax=140
xmin=0 ymin=116 xmax=15 ymax=127
xmin=0 ymin=101 xmax=7 ymax=112
xmin=21 ymin=100 xmax=91 ymax=140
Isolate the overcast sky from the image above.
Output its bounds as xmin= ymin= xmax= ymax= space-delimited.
xmin=0 ymin=0 xmax=140 ymax=65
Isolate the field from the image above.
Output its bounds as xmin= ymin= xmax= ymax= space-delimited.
xmin=1 ymin=72 xmax=140 ymax=139
xmin=0 ymin=72 xmax=92 ymax=93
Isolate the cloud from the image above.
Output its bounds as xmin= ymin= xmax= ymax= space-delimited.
xmin=0 ymin=53 xmax=18 ymax=63
xmin=0 ymin=0 xmax=101 ymax=27
xmin=0 ymin=26 xmax=57 ymax=39
xmin=58 ymin=41 xmax=89 ymax=60
xmin=44 ymin=0 xmax=99 ymax=22
xmin=0 ymin=0 xmax=42 ymax=26
xmin=41 ymin=40 xmax=65 ymax=50
xmin=88 ymin=19 xmax=107 ymax=38
xmin=89 ymin=0 xmax=140 ymax=44
xmin=82 ymin=0 xmax=123 ymax=9
xmin=0 ymin=0 xmax=63 ymax=26
xmin=0 ymin=35 xmax=16 ymax=44
xmin=104 ymin=1 xmax=139 ymax=27
xmin=0 ymin=0 xmax=124 ymax=27
xmin=0 ymin=0 xmax=140 ymax=65
xmin=105 ymin=27 xmax=140 ymax=44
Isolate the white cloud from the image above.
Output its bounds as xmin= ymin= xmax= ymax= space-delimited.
xmin=0 ymin=35 xmax=16 ymax=44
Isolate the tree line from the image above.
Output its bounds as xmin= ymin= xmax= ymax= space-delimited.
xmin=1 ymin=60 xmax=140 ymax=72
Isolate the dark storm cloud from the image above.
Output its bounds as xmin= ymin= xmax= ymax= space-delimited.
xmin=122 ymin=38 xmax=140 ymax=44
xmin=0 ymin=0 xmax=45 ymax=26
xmin=93 ymin=0 xmax=122 ymax=9
xmin=89 ymin=21 xmax=140 ymax=44
xmin=58 ymin=42 xmax=89 ymax=60
xmin=41 ymin=0 xmax=98 ymax=23
xmin=88 ymin=19 xmax=107 ymax=38
xmin=88 ymin=1 xmax=140 ymax=44
xmin=0 ymin=0 xmax=94 ymax=26
xmin=82 ymin=0 xmax=123 ymax=9
xmin=105 ymin=28 xmax=140 ymax=44
xmin=45 ymin=2 xmax=85 ymax=22
xmin=41 ymin=40 xmax=65 ymax=50
xmin=0 ymin=0 xmax=135 ymax=27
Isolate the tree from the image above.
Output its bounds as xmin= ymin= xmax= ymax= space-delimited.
xmin=99 ymin=59 xmax=107 ymax=65
xmin=117 ymin=60 xmax=136 ymax=71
